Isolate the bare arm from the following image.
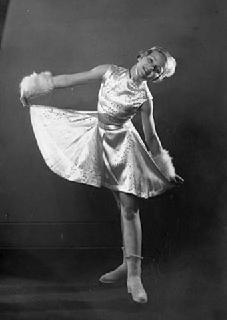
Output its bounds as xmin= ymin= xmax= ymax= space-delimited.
xmin=141 ymin=97 xmax=175 ymax=184
xmin=141 ymin=95 xmax=184 ymax=185
xmin=20 ymin=64 xmax=111 ymax=106
xmin=141 ymin=98 xmax=162 ymax=156
xmin=52 ymin=64 xmax=111 ymax=88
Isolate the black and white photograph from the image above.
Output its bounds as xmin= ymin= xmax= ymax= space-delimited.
xmin=0 ymin=0 xmax=226 ymax=319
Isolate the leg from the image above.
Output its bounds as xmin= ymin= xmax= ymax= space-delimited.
xmin=119 ymin=192 xmax=141 ymax=258
xmin=119 ymin=192 xmax=147 ymax=303
xmin=99 ymin=191 xmax=127 ymax=283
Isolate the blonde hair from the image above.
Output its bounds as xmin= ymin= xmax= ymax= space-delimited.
xmin=137 ymin=46 xmax=176 ymax=81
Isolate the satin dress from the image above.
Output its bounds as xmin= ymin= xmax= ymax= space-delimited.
xmin=29 ymin=65 xmax=168 ymax=198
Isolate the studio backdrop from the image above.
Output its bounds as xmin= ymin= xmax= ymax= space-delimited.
xmin=0 ymin=0 xmax=225 ymax=251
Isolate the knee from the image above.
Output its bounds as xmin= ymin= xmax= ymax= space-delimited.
xmin=119 ymin=192 xmax=139 ymax=220
xmin=121 ymin=204 xmax=139 ymax=221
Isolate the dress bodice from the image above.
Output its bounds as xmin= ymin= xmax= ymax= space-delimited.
xmin=97 ymin=65 xmax=151 ymax=126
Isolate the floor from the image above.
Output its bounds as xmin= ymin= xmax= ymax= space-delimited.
xmin=0 ymin=246 xmax=225 ymax=320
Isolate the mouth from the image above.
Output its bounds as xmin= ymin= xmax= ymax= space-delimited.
xmin=142 ymin=67 xmax=151 ymax=77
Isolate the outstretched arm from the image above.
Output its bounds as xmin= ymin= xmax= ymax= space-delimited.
xmin=20 ymin=64 xmax=111 ymax=105
xmin=52 ymin=64 xmax=111 ymax=88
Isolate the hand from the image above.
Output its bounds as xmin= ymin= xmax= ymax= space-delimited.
xmin=19 ymin=71 xmax=54 ymax=104
xmin=169 ymin=174 xmax=184 ymax=186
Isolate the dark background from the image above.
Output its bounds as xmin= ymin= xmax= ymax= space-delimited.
xmin=0 ymin=0 xmax=226 ymax=262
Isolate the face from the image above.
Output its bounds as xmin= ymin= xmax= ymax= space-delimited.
xmin=136 ymin=50 xmax=166 ymax=81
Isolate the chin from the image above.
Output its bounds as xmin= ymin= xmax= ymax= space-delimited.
xmin=145 ymin=73 xmax=154 ymax=80
xmin=151 ymin=78 xmax=163 ymax=83
xmin=144 ymin=76 xmax=153 ymax=81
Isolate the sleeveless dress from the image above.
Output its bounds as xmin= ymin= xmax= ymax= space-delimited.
xmin=29 ymin=65 xmax=168 ymax=198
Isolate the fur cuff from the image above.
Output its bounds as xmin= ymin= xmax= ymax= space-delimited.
xmin=153 ymin=149 xmax=176 ymax=179
xmin=20 ymin=71 xmax=54 ymax=99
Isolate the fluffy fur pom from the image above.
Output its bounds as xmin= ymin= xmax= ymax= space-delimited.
xmin=20 ymin=71 xmax=54 ymax=99
xmin=153 ymin=149 xmax=176 ymax=179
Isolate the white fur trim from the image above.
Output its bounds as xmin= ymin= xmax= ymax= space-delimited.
xmin=20 ymin=71 xmax=54 ymax=99
xmin=153 ymin=149 xmax=175 ymax=179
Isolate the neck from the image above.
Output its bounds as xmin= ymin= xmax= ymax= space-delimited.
xmin=129 ymin=65 xmax=143 ymax=84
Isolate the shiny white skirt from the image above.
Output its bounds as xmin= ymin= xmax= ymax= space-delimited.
xmin=30 ymin=105 xmax=168 ymax=198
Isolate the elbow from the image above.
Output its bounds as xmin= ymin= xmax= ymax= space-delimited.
xmin=144 ymin=131 xmax=157 ymax=143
